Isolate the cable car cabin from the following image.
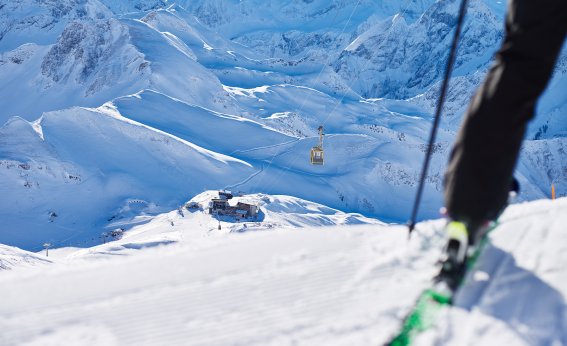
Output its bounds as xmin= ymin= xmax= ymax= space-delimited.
xmin=310 ymin=146 xmax=324 ymax=165
xmin=310 ymin=125 xmax=325 ymax=165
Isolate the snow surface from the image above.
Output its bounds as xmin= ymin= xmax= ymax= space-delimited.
xmin=0 ymin=244 xmax=51 ymax=270
xmin=1 ymin=198 xmax=566 ymax=345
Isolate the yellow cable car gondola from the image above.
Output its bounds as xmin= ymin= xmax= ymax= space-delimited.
xmin=310 ymin=126 xmax=324 ymax=165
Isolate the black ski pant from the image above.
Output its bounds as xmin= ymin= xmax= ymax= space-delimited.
xmin=444 ymin=0 xmax=567 ymax=228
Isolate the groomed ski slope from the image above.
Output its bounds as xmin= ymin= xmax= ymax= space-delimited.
xmin=1 ymin=198 xmax=566 ymax=345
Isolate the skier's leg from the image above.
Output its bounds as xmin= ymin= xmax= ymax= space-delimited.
xmin=444 ymin=0 xmax=567 ymax=238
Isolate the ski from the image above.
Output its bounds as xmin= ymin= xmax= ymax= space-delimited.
xmin=385 ymin=221 xmax=499 ymax=346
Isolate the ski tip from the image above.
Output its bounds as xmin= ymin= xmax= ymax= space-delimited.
xmin=383 ymin=288 xmax=453 ymax=346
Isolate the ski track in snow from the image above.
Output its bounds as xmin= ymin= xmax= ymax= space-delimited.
xmin=425 ymin=199 xmax=567 ymax=345
xmin=1 ymin=198 xmax=566 ymax=345
xmin=0 ymin=225 xmax=431 ymax=345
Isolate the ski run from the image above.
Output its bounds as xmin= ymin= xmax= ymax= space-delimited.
xmin=1 ymin=197 xmax=566 ymax=345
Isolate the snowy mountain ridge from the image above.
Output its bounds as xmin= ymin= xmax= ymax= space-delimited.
xmin=1 ymin=0 xmax=566 ymax=251
xmin=335 ymin=0 xmax=503 ymax=99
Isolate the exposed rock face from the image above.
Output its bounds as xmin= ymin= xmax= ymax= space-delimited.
xmin=41 ymin=18 xmax=148 ymax=95
xmin=0 ymin=0 xmax=111 ymax=47
xmin=334 ymin=0 xmax=503 ymax=99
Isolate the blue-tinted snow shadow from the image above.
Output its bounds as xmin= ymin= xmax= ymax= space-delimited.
xmin=455 ymin=244 xmax=566 ymax=345
xmin=120 ymin=240 xmax=176 ymax=250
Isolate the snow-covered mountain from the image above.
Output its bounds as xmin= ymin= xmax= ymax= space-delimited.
xmin=0 ymin=243 xmax=51 ymax=270
xmin=1 ymin=0 xmax=565 ymax=251
xmin=336 ymin=0 xmax=498 ymax=96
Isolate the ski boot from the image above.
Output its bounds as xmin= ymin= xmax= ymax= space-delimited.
xmin=435 ymin=221 xmax=469 ymax=290
xmin=435 ymin=219 xmax=492 ymax=291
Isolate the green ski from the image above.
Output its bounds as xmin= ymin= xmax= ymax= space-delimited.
xmin=386 ymin=221 xmax=499 ymax=346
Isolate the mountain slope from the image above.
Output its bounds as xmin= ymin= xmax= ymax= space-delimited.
xmin=0 ymin=198 xmax=565 ymax=345
xmin=0 ymin=244 xmax=52 ymax=270
xmin=0 ymin=93 xmax=447 ymax=250
xmin=0 ymin=108 xmax=254 ymax=250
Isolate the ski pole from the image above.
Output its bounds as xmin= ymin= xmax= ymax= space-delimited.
xmin=408 ymin=0 xmax=470 ymax=237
